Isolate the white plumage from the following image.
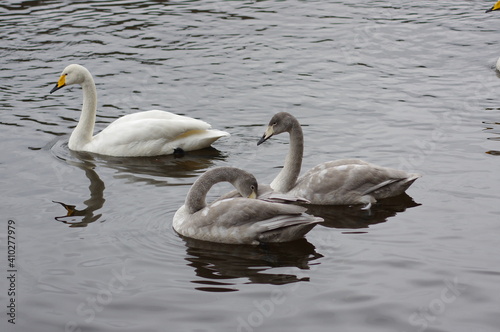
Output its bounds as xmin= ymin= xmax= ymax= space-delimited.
xmin=50 ymin=64 xmax=229 ymax=157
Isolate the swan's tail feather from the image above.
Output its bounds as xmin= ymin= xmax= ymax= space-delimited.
xmin=364 ymin=173 xmax=421 ymax=199
xmin=257 ymin=215 xmax=322 ymax=243
xmin=173 ymin=129 xmax=230 ymax=152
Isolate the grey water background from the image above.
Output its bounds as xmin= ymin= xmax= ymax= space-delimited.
xmin=1 ymin=0 xmax=500 ymax=331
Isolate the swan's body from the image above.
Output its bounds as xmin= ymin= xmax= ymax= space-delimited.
xmin=173 ymin=167 xmax=322 ymax=245
xmin=257 ymin=112 xmax=420 ymax=207
xmin=495 ymin=57 xmax=500 ymax=72
xmin=50 ymin=64 xmax=229 ymax=157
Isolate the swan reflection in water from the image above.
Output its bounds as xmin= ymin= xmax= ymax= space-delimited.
xmin=53 ymin=146 xmax=226 ymax=227
xmin=80 ymin=147 xmax=226 ymax=183
xmin=179 ymin=235 xmax=323 ymax=292
xmin=51 ymin=135 xmax=227 ymax=181
xmin=305 ymin=193 xmax=420 ymax=230
xmin=53 ymin=160 xmax=105 ymax=227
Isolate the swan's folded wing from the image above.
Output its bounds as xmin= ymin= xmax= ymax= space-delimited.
xmin=215 ymin=184 xmax=309 ymax=204
xmin=90 ymin=111 xmax=228 ymax=156
xmin=102 ymin=113 xmax=212 ymax=143
xmin=107 ymin=110 xmax=211 ymax=129
xmin=260 ymin=192 xmax=310 ymax=204
xmin=340 ymin=166 xmax=419 ymax=196
xmin=202 ymin=198 xmax=306 ymax=227
xmin=361 ymin=172 xmax=420 ymax=197
xmin=294 ymin=160 xmax=379 ymax=196
xmin=175 ymin=199 xmax=322 ymax=244
xmin=256 ymin=214 xmax=323 ymax=243
xmin=293 ymin=163 xmax=418 ymax=205
xmin=256 ymin=214 xmax=321 ymax=230
xmin=207 ymin=199 xmax=322 ymax=244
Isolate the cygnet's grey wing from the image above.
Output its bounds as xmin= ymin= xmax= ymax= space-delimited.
xmin=260 ymin=192 xmax=310 ymax=204
xmin=214 ymin=184 xmax=308 ymax=204
xmin=255 ymin=214 xmax=323 ymax=243
xmin=195 ymin=198 xmax=321 ymax=244
xmin=210 ymin=198 xmax=307 ymax=227
xmin=292 ymin=161 xmax=420 ymax=205
xmin=361 ymin=172 xmax=420 ymax=198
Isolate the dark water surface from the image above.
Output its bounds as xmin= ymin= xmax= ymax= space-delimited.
xmin=1 ymin=1 xmax=500 ymax=331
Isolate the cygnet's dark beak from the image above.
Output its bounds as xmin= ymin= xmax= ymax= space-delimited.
xmin=257 ymin=125 xmax=274 ymax=146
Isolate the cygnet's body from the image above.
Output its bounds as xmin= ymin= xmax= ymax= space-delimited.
xmin=257 ymin=112 xmax=420 ymax=207
xmin=173 ymin=167 xmax=322 ymax=245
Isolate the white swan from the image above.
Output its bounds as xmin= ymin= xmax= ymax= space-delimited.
xmin=486 ymin=1 xmax=500 ymax=12
xmin=257 ymin=112 xmax=420 ymax=208
xmin=50 ymin=64 xmax=229 ymax=157
xmin=173 ymin=167 xmax=322 ymax=245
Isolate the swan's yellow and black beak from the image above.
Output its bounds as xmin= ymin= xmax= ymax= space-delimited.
xmin=486 ymin=1 xmax=500 ymax=12
xmin=50 ymin=74 xmax=66 ymax=94
xmin=257 ymin=125 xmax=274 ymax=145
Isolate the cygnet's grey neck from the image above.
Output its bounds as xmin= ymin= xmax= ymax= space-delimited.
xmin=185 ymin=167 xmax=243 ymax=214
xmin=270 ymin=119 xmax=303 ymax=193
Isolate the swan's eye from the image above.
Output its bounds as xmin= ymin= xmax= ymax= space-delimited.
xmin=250 ymin=185 xmax=255 ymax=190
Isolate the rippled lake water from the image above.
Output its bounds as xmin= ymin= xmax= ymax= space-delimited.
xmin=1 ymin=1 xmax=500 ymax=331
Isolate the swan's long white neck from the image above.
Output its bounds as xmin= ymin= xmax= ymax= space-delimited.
xmin=270 ymin=120 xmax=303 ymax=193
xmin=68 ymin=73 xmax=97 ymax=150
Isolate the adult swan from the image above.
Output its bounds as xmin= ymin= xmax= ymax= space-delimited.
xmin=257 ymin=112 xmax=420 ymax=208
xmin=50 ymin=64 xmax=229 ymax=157
xmin=173 ymin=167 xmax=322 ymax=245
